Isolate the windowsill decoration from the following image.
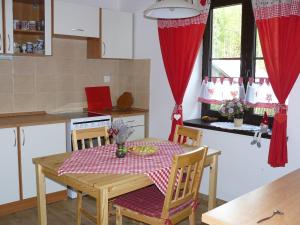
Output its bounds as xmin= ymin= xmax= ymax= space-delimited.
xmin=251 ymin=112 xmax=269 ymax=148
xmin=219 ymin=98 xmax=248 ymax=127
xmin=109 ymin=120 xmax=134 ymax=158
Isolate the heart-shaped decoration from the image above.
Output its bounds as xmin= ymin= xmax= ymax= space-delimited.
xmin=200 ymin=0 xmax=206 ymax=6
xmin=174 ymin=114 xmax=181 ymax=121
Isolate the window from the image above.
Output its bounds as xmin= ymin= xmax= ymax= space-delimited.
xmin=201 ymin=0 xmax=274 ymax=125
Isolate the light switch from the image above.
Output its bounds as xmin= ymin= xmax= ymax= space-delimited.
xmin=104 ymin=75 xmax=111 ymax=83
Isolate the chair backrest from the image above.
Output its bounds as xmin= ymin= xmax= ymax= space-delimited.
xmin=72 ymin=127 xmax=110 ymax=151
xmin=161 ymin=146 xmax=208 ymax=218
xmin=173 ymin=125 xmax=202 ymax=147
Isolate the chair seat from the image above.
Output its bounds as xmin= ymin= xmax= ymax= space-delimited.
xmin=114 ymin=185 xmax=193 ymax=218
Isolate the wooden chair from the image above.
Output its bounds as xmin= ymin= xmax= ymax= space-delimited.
xmin=173 ymin=125 xmax=202 ymax=147
xmin=72 ymin=127 xmax=110 ymax=225
xmin=114 ymin=146 xmax=208 ymax=225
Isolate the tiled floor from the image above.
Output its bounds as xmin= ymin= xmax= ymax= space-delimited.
xmin=0 ymin=194 xmax=221 ymax=225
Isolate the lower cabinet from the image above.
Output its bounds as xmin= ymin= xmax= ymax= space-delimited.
xmin=20 ymin=123 xmax=66 ymax=199
xmin=0 ymin=127 xmax=19 ymax=205
xmin=0 ymin=123 xmax=66 ymax=212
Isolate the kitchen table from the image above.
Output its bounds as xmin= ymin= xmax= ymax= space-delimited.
xmin=33 ymin=138 xmax=221 ymax=225
xmin=202 ymin=168 xmax=300 ymax=225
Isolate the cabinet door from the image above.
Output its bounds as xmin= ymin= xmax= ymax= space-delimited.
xmin=54 ymin=0 xmax=99 ymax=38
xmin=101 ymin=9 xmax=133 ymax=59
xmin=0 ymin=127 xmax=19 ymax=205
xmin=21 ymin=123 xmax=66 ymax=199
xmin=44 ymin=0 xmax=52 ymax=55
xmin=4 ymin=0 xmax=13 ymax=54
xmin=0 ymin=0 xmax=3 ymax=54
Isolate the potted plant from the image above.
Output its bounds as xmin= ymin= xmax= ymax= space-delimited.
xmin=109 ymin=120 xmax=134 ymax=158
xmin=219 ymin=98 xmax=247 ymax=127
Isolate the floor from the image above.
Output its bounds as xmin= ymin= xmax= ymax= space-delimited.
xmin=0 ymin=195 xmax=224 ymax=225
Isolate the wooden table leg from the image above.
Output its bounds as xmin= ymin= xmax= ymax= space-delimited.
xmin=35 ymin=164 xmax=47 ymax=225
xmin=208 ymin=155 xmax=218 ymax=210
xmin=96 ymin=188 xmax=108 ymax=225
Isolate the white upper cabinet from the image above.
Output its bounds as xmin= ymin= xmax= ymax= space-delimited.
xmin=101 ymin=9 xmax=133 ymax=59
xmin=54 ymin=0 xmax=99 ymax=38
xmin=3 ymin=0 xmax=52 ymax=56
xmin=0 ymin=1 xmax=4 ymax=54
xmin=4 ymin=0 xmax=13 ymax=54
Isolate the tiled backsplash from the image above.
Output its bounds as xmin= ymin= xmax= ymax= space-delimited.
xmin=0 ymin=38 xmax=150 ymax=114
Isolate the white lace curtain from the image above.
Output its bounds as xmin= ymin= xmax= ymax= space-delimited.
xmin=198 ymin=77 xmax=278 ymax=108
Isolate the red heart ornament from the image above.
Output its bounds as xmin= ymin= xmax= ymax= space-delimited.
xmin=200 ymin=0 xmax=206 ymax=6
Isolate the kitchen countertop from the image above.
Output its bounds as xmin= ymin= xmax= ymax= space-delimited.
xmin=0 ymin=108 xmax=148 ymax=129
xmin=0 ymin=111 xmax=68 ymax=129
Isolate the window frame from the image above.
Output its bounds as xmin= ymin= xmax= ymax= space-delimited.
xmin=201 ymin=0 xmax=273 ymax=126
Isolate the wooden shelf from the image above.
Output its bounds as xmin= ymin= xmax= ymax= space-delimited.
xmin=14 ymin=29 xmax=44 ymax=35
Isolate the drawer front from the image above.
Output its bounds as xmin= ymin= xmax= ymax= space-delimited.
xmin=114 ymin=115 xmax=145 ymax=127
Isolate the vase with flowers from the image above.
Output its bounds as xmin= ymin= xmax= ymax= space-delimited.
xmin=219 ymin=98 xmax=247 ymax=127
xmin=109 ymin=120 xmax=134 ymax=158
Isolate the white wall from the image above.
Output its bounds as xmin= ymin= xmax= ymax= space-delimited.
xmin=132 ymin=1 xmax=300 ymax=202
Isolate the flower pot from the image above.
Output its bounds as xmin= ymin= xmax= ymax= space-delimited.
xmin=234 ymin=118 xmax=243 ymax=127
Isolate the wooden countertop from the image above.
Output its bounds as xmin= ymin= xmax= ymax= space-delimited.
xmin=0 ymin=111 xmax=68 ymax=129
xmin=0 ymin=108 xmax=148 ymax=129
xmin=202 ymin=168 xmax=300 ymax=225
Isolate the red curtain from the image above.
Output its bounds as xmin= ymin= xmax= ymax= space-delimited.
xmin=252 ymin=1 xmax=300 ymax=166
xmin=158 ymin=5 xmax=210 ymax=141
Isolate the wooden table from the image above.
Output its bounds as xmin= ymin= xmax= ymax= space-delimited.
xmin=33 ymin=140 xmax=221 ymax=225
xmin=202 ymin=168 xmax=300 ymax=225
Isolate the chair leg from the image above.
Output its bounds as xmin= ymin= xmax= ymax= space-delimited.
xmin=116 ymin=207 xmax=122 ymax=225
xmin=189 ymin=211 xmax=196 ymax=225
xmin=77 ymin=191 xmax=83 ymax=225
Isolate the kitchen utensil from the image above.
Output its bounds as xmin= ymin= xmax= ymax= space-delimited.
xmin=26 ymin=42 xmax=33 ymax=53
xmin=21 ymin=43 xmax=27 ymax=53
xmin=85 ymin=86 xmax=113 ymax=112
xmin=29 ymin=21 xmax=36 ymax=30
xmin=21 ymin=21 xmax=29 ymax=30
xmin=36 ymin=21 xmax=42 ymax=30
xmin=13 ymin=19 xmax=19 ymax=30
xmin=257 ymin=209 xmax=284 ymax=223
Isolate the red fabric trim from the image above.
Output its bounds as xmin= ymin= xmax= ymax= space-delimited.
xmin=253 ymin=1 xmax=300 ymax=20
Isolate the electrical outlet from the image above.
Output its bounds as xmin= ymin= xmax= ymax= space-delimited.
xmin=104 ymin=75 xmax=111 ymax=83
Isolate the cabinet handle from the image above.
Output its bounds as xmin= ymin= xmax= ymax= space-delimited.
xmin=126 ymin=120 xmax=135 ymax=123
xmin=13 ymin=129 xmax=16 ymax=147
xmin=71 ymin=28 xmax=84 ymax=32
xmin=22 ymin=129 xmax=25 ymax=146
xmin=7 ymin=34 xmax=11 ymax=51
xmin=102 ymin=42 xmax=106 ymax=56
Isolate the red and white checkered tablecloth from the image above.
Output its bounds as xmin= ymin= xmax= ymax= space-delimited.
xmin=58 ymin=141 xmax=184 ymax=195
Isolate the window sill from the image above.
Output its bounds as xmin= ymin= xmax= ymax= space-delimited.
xmin=183 ymin=118 xmax=272 ymax=139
